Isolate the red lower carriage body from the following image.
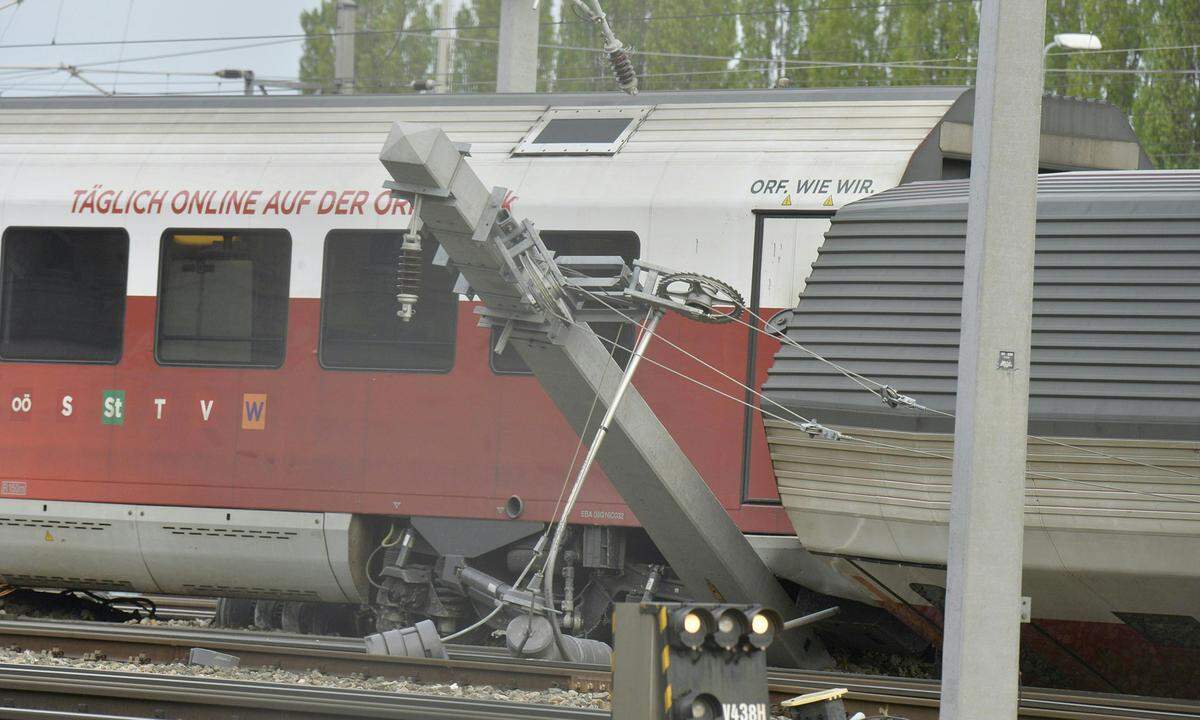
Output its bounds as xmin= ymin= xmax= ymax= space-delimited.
xmin=0 ymin=298 xmax=789 ymax=527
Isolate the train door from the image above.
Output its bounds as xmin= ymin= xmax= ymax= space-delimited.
xmin=740 ymin=211 xmax=834 ymax=504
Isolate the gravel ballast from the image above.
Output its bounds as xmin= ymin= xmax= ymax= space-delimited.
xmin=0 ymin=646 xmax=611 ymax=710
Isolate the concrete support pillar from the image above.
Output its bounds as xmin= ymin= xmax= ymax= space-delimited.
xmin=334 ymin=0 xmax=357 ymax=95
xmin=496 ymin=0 xmax=538 ymax=93
xmin=938 ymin=0 xmax=1047 ymax=717
xmin=435 ymin=0 xmax=454 ymax=93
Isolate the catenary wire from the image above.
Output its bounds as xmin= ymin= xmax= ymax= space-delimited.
xmin=571 ymin=318 xmax=1200 ymax=507
xmin=722 ymin=297 xmax=1200 ymax=482
xmin=566 ymin=282 xmax=819 ymax=429
xmin=561 ymin=268 xmax=1199 ymax=500
xmin=0 ymin=0 xmax=20 ymax=43
xmin=0 ymin=0 xmax=979 ymax=51
xmin=9 ymin=32 xmax=1197 ymax=97
xmin=110 ymin=0 xmax=135 ymax=93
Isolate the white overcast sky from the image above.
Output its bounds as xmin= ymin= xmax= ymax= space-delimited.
xmin=0 ymin=0 xmax=327 ymax=97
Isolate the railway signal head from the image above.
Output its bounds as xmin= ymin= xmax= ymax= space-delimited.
xmin=711 ymin=607 xmax=749 ymax=651
xmin=613 ymin=603 xmax=773 ymax=720
xmin=746 ymin=607 xmax=781 ymax=651
xmin=669 ymin=607 xmax=713 ymax=650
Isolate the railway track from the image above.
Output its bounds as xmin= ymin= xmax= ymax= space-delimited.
xmin=0 ymin=663 xmax=606 ymax=719
xmin=0 ymin=619 xmax=1197 ymax=720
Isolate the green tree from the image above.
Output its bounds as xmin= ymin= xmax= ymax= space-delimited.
xmin=554 ymin=0 xmax=649 ymax=93
xmin=297 ymin=0 xmax=1200 ymax=169
xmin=299 ymin=0 xmax=438 ymax=94
xmin=553 ymin=0 xmax=742 ymax=93
xmin=1132 ymin=0 xmax=1200 ymax=168
xmin=882 ymin=0 xmax=977 ymax=86
xmin=451 ymin=0 xmax=555 ymax=92
xmin=736 ymin=0 xmax=808 ymax=88
xmin=1043 ymin=0 xmax=1143 ymax=108
xmin=792 ymin=0 xmax=887 ymax=87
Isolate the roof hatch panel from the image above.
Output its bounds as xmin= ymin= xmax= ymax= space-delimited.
xmin=512 ymin=106 xmax=650 ymax=156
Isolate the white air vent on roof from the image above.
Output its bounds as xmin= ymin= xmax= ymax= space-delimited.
xmin=512 ymin=106 xmax=650 ymax=156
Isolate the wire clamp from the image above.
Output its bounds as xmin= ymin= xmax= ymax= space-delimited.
xmin=798 ymin=421 xmax=843 ymax=442
xmin=879 ymin=385 xmax=918 ymax=410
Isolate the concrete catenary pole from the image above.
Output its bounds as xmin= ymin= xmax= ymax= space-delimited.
xmin=496 ymin=0 xmax=538 ymax=93
xmin=435 ymin=0 xmax=453 ymax=93
xmin=938 ymin=0 xmax=1047 ymax=716
xmin=334 ymin=0 xmax=357 ymax=95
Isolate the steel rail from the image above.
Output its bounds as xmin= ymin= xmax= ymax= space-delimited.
xmin=0 ymin=619 xmax=610 ymax=693
xmin=0 ymin=620 xmax=1197 ymax=720
xmin=0 ymin=663 xmax=607 ymax=719
xmin=764 ymin=669 xmax=1200 ymax=720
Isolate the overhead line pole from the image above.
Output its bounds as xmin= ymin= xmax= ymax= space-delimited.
xmin=334 ymin=0 xmax=357 ymax=94
xmin=496 ymin=0 xmax=538 ymax=92
xmin=435 ymin=0 xmax=453 ymax=93
xmin=938 ymin=0 xmax=1047 ymax=717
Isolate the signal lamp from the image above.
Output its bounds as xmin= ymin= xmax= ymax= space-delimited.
xmin=669 ymin=607 xmax=712 ymax=650
xmin=711 ymin=607 xmax=748 ymax=651
xmin=746 ymin=607 xmax=780 ymax=651
xmin=674 ymin=692 xmax=720 ymax=720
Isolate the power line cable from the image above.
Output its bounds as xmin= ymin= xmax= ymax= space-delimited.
xmin=0 ymin=0 xmax=980 ymax=52
xmin=111 ymin=0 xmax=136 ymax=93
xmin=1050 ymin=42 xmax=1200 ymax=57
xmin=50 ymin=0 xmax=64 ymax=45
xmin=572 ymin=317 xmax=1200 ymax=507
xmin=7 ymin=25 xmax=1198 ymax=83
xmin=76 ymin=37 xmax=307 ymax=69
xmin=564 ymin=268 xmax=1199 ymax=491
xmin=719 ymin=297 xmax=1200 ymax=483
xmin=0 ymin=0 xmax=21 ymax=43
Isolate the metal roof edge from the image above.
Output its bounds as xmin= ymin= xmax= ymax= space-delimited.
xmin=0 ymin=85 xmax=969 ymax=111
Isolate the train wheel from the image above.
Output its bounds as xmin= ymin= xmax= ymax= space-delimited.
xmin=280 ymin=601 xmax=334 ymax=635
xmin=252 ymin=599 xmax=284 ymax=630
xmin=213 ymin=598 xmax=255 ymax=628
xmin=280 ymin=601 xmax=305 ymax=633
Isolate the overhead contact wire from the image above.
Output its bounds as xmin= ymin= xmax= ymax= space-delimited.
xmin=566 ymin=304 xmax=1200 ymax=507
xmin=726 ymin=297 xmax=1200 ymax=482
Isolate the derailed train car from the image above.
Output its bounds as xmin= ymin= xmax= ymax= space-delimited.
xmin=764 ymin=171 xmax=1200 ymax=697
xmin=0 ymin=88 xmax=1147 ymax=658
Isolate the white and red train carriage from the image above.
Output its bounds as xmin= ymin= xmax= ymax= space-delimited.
xmin=0 ymin=88 xmax=1146 ymax=666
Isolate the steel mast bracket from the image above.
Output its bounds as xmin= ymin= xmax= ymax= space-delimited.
xmin=377 ymin=122 xmax=830 ymax=669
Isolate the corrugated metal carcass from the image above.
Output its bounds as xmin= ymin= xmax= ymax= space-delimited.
xmin=763 ymin=170 xmax=1200 ymax=697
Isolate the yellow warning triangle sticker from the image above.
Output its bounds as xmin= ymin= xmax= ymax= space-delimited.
xmin=822 ymin=196 xmax=834 ymax=207
xmin=780 ymin=194 xmax=792 ymax=207
xmin=44 ymin=531 xmax=54 ymax=542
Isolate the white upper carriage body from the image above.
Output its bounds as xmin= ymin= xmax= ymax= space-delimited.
xmin=0 ymin=90 xmax=972 ymax=309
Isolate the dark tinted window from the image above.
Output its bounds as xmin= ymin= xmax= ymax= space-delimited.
xmin=532 ymin=118 xmax=634 ymax=145
xmin=320 ymin=230 xmax=457 ymax=372
xmin=0 ymin=227 xmax=128 ymax=363
xmin=155 ymin=229 xmax=291 ymax=367
xmin=491 ymin=231 xmax=639 ymax=374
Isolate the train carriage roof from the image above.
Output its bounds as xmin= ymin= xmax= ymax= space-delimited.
xmin=0 ymin=87 xmax=1149 ymax=176
xmin=763 ymin=170 xmax=1200 ymax=440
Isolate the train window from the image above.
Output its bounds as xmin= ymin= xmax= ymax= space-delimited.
xmin=320 ymin=229 xmax=457 ymax=372
xmin=512 ymin=107 xmax=649 ymax=156
xmin=0 ymin=227 xmax=128 ymax=363
xmin=491 ymin=231 xmax=639 ymax=375
xmin=155 ymin=229 xmax=291 ymax=368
